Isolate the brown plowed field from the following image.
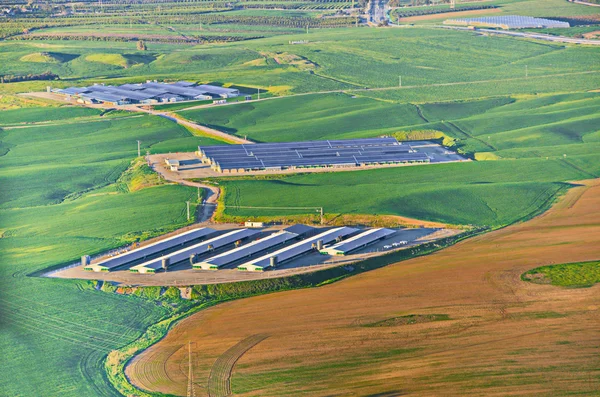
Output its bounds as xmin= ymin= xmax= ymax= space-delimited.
xmin=127 ymin=180 xmax=600 ymax=396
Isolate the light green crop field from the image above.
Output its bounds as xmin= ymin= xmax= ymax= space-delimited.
xmin=0 ymin=105 xmax=226 ymax=396
xmin=211 ymin=91 xmax=600 ymax=226
xmin=218 ymin=157 xmax=592 ymax=227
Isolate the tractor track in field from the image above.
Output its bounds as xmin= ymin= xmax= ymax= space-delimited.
xmin=207 ymin=334 xmax=270 ymax=397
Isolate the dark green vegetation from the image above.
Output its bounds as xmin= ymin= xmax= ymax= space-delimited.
xmin=0 ymin=106 xmax=222 ymax=396
xmin=522 ymin=261 xmax=600 ymax=288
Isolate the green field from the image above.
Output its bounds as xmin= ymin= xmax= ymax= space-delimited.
xmin=0 ymin=2 xmax=599 ymax=394
xmin=522 ymin=261 xmax=600 ymax=287
xmin=206 ymin=90 xmax=599 ymax=226
xmin=0 ymin=105 xmax=227 ymax=396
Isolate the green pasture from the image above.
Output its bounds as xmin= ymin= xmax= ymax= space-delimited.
xmin=0 ymin=103 xmax=224 ymax=396
xmin=201 ymin=91 xmax=600 ymax=226
xmin=217 ymin=158 xmax=590 ymax=227
xmin=0 ymin=110 xmax=220 ymax=209
xmin=2 ymin=27 xmax=599 ymax=97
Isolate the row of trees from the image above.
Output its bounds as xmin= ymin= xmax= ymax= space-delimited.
xmin=0 ymin=71 xmax=58 ymax=84
xmin=11 ymin=33 xmax=262 ymax=44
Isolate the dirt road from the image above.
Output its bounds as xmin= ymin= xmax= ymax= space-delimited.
xmin=128 ymin=179 xmax=600 ymax=396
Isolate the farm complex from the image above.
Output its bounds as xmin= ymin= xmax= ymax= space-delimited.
xmin=53 ymin=81 xmax=240 ymax=105
xmin=57 ymin=223 xmax=451 ymax=285
xmin=197 ymin=137 xmax=465 ymax=173
xmin=2 ymin=0 xmax=600 ymax=396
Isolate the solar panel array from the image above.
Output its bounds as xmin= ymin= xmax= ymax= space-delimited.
xmin=194 ymin=231 xmax=299 ymax=270
xmin=446 ymin=16 xmax=569 ymax=29
xmin=130 ymin=229 xmax=259 ymax=272
xmin=85 ymin=227 xmax=216 ymax=272
xmin=321 ymin=228 xmax=395 ymax=255
xmin=198 ymin=138 xmax=430 ymax=172
xmin=237 ymin=226 xmax=358 ymax=271
xmin=57 ymin=81 xmax=240 ymax=104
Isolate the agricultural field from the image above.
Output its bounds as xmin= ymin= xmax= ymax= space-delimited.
xmin=128 ymin=179 xmax=600 ymax=397
xmin=0 ymin=0 xmax=599 ymax=395
xmin=522 ymin=260 xmax=600 ymax=287
xmin=187 ymin=91 xmax=600 ymax=227
xmin=0 ymin=105 xmax=223 ymax=396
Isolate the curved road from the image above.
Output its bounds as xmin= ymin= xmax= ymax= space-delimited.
xmin=129 ymin=105 xmax=253 ymax=144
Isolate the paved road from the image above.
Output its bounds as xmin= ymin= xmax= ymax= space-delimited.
xmin=125 ymin=105 xmax=253 ymax=144
xmin=148 ymin=153 xmax=221 ymax=223
xmin=367 ymin=0 xmax=387 ymax=24
xmin=570 ymin=0 xmax=600 ymax=7
xmin=441 ymin=25 xmax=600 ymax=46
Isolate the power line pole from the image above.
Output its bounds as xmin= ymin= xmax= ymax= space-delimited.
xmin=399 ymin=75 xmax=402 ymax=88
xmin=197 ymin=186 xmax=201 ymax=201
xmin=186 ymin=341 xmax=195 ymax=397
xmin=525 ymin=64 xmax=528 ymax=78
xmin=137 ymin=140 xmax=141 ymax=157
xmin=186 ymin=201 xmax=191 ymax=221
xmin=257 ymin=88 xmax=260 ymax=100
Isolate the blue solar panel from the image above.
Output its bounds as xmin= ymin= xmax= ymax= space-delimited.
xmin=198 ymin=138 xmax=429 ymax=172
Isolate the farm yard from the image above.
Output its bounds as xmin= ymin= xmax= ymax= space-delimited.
xmin=1 ymin=0 xmax=600 ymax=395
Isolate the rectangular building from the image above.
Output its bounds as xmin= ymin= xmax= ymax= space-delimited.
xmin=319 ymin=228 xmax=395 ymax=256
xmin=84 ymin=227 xmax=216 ymax=272
xmin=194 ymin=231 xmax=298 ymax=270
xmin=198 ymin=138 xmax=431 ymax=173
xmin=130 ymin=228 xmax=259 ymax=274
xmin=237 ymin=227 xmax=358 ymax=271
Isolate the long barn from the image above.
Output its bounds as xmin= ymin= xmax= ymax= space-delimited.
xmin=197 ymin=138 xmax=430 ymax=173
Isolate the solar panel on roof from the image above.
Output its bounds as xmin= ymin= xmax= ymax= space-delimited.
xmin=194 ymin=231 xmax=298 ymax=270
xmin=130 ymin=229 xmax=259 ymax=273
xmin=321 ymin=228 xmax=395 ymax=255
xmin=200 ymin=138 xmax=421 ymax=171
xmin=237 ymin=227 xmax=358 ymax=271
xmin=87 ymin=227 xmax=216 ymax=271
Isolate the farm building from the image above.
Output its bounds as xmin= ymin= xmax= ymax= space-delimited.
xmin=164 ymin=158 xmax=180 ymax=171
xmin=130 ymin=228 xmax=259 ymax=274
xmin=237 ymin=226 xmax=358 ymax=271
xmin=283 ymin=224 xmax=316 ymax=237
xmin=83 ymin=227 xmax=216 ymax=272
xmin=319 ymin=228 xmax=395 ymax=256
xmin=194 ymin=231 xmax=299 ymax=270
xmin=444 ymin=16 xmax=569 ymax=29
xmin=197 ymin=138 xmax=430 ymax=173
xmin=54 ymin=81 xmax=240 ymax=105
